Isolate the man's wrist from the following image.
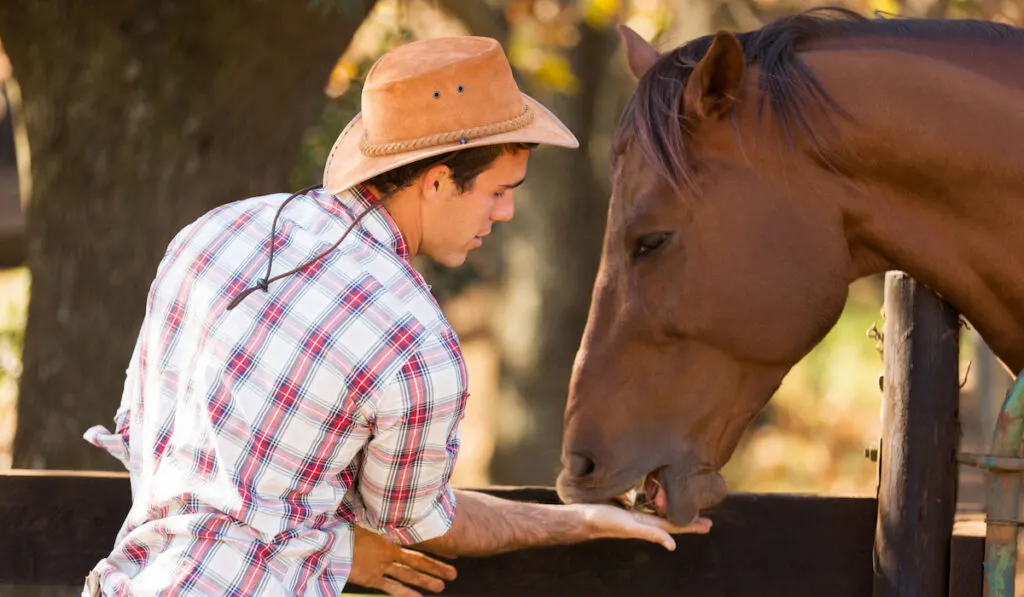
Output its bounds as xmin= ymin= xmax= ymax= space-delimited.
xmin=570 ymin=503 xmax=612 ymax=541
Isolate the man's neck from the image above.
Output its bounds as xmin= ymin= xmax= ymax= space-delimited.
xmin=366 ymin=183 xmax=422 ymax=259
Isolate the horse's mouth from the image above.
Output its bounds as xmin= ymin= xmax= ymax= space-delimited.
xmin=557 ymin=462 xmax=727 ymax=526
xmin=616 ymin=468 xmax=669 ymax=517
xmin=618 ymin=466 xmax=728 ymax=526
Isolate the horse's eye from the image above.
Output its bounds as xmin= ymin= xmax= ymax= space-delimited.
xmin=632 ymin=232 xmax=673 ymax=260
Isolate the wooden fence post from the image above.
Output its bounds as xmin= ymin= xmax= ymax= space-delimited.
xmin=873 ymin=271 xmax=962 ymax=596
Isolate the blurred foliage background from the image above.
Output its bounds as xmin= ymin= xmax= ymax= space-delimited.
xmin=0 ymin=0 xmax=1017 ymax=520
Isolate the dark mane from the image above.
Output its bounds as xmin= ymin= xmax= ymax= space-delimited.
xmin=617 ymin=6 xmax=1024 ymax=191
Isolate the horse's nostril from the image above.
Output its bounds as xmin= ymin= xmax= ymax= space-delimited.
xmin=569 ymin=453 xmax=597 ymax=478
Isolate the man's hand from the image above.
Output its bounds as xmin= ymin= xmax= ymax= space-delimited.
xmin=577 ymin=504 xmax=713 ymax=551
xmin=349 ymin=526 xmax=457 ymax=597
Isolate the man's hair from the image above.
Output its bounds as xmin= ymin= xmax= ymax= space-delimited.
xmin=364 ymin=142 xmax=536 ymax=196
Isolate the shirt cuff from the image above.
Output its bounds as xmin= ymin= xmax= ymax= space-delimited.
xmin=83 ymin=425 xmax=130 ymax=470
xmin=379 ymin=487 xmax=457 ymax=546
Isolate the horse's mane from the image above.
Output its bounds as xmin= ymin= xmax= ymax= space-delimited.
xmin=617 ymin=6 xmax=1024 ymax=191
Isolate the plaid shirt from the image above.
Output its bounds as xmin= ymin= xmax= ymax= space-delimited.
xmin=83 ymin=185 xmax=467 ymax=596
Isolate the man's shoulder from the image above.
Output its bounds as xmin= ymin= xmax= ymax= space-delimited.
xmin=267 ymin=262 xmax=461 ymax=402
xmin=317 ymin=251 xmax=462 ymax=376
xmin=328 ymin=251 xmax=456 ymax=346
xmin=165 ymin=192 xmax=293 ymax=252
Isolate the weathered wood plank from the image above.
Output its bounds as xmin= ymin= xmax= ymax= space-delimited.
xmin=1 ymin=472 xmax=882 ymax=595
xmin=0 ymin=471 xmax=132 ymax=587
xmin=2 ymin=472 xmax=982 ymax=596
xmin=873 ymin=271 xmax=962 ymax=597
xmin=949 ymin=533 xmax=985 ymax=597
xmin=404 ymin=490 xmax=880 ymax=597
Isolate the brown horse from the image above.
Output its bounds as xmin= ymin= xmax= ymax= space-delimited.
xmin=555 ymin=7 xmax=1024 ymax=526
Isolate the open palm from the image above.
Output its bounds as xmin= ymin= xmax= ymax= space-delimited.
xmin=579 ymin=504 xmax=713 ymax=551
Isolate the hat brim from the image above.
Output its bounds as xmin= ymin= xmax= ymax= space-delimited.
xmin=322 ymin=93 xmax=580 ymax=196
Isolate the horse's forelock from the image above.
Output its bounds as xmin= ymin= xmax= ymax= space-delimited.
xmin=612 ymin=52 xmax=700 ymax=195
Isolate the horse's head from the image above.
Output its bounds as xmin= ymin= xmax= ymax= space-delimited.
xmin=556 ymin=25 xmax=854 ymax=525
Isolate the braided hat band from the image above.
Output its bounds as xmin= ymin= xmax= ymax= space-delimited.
xmin=358 ymin=104 xmax=535 ymax=157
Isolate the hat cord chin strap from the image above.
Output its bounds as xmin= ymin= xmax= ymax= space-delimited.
xmin=226 ymin=185 xmax=388 ymax=311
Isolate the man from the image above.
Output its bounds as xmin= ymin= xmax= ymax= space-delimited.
xmin=83 ymin=35 xmax=711 ymax=597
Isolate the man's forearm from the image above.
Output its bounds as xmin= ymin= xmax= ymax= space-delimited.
xmin=413 ymin=489 xmax=599 ymax=558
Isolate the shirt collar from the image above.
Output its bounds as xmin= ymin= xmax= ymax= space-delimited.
xmin=323 ymin=184 xmax=410 ymax=262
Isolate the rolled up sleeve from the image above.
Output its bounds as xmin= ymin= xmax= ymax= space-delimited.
xmin=357 ymin=342 xmax=467 ymax=545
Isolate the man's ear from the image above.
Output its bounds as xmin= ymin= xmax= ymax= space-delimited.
xmin=421 ymin=164 xmax=452 ymax=200
xmin=618 ymin=24 xmax=660 ymax=80
xmin=683 ymin=30 xmax=745 ymax=124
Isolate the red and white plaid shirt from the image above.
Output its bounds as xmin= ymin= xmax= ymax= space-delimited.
xmin=84 ymin=185 xmax=467 ymax=596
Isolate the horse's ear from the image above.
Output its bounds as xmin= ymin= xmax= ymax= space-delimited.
xmin=684 ymin=30 xmax=745 ymax=123
xmin=618 ymin=24 xmax=660 ymax=80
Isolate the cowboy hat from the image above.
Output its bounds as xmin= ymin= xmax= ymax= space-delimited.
xmin=322 ymin=35 xmax=579 ymax=195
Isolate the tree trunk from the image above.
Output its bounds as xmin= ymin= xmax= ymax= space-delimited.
xmin=0 ymin=0 xmax=377 ymax=471
xmin=487 ymin=21 xmax=621 ymax=485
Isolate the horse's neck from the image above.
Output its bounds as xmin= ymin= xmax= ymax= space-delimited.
xmin=810 ymin=45 xmax=1024 ymax=373
xmin=810 ymin=36 xmax=1024 ymax=91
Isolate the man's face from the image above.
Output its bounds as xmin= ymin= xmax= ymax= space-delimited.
xmin=421 ymin=149 xmax=530 ymax=267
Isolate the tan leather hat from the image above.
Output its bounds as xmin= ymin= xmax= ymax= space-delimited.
xmin=322 ymin=36 xmax=579 ymax=195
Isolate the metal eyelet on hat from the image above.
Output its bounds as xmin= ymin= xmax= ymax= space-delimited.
xmin=457 ymin=85 xmax=464 ymax=93
xmin=433 ymin=91 xmax=440 ymax=99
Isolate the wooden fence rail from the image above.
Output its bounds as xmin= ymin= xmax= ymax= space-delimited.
xmin=0 ymin=472 xmax=982 ymax=596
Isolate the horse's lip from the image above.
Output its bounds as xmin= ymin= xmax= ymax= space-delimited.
xmin=556 ymin=466 xmax=665 ymax=506
xmin=662 ymin=467 xmax=728 ymax=526
xmin=557 ymin=471 xmax=631 ymax=502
